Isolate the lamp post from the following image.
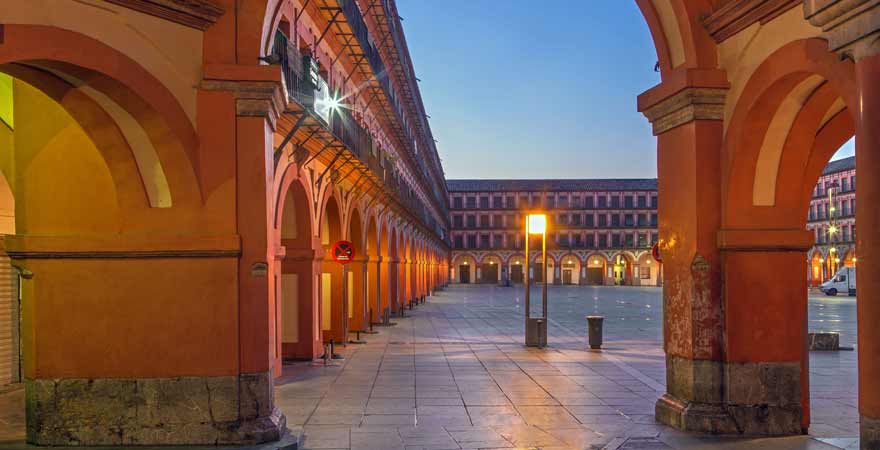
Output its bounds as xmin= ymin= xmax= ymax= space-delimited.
xmin=827 ymin=181 xmax=840 ymax=277
xmin=524 ymin=213 xmax=548 ymax=347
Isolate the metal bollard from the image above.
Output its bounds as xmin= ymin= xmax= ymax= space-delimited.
xmin=587 ymin=316 xmax=604 ymax=349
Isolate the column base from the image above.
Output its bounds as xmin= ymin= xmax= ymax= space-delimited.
xmin=656 ymin=393 xmax=740 ymax=434
xmin=863 ymin=416 xmax=880 ymax=450
xmin=26 ymin=372 xmax=285 ymax=446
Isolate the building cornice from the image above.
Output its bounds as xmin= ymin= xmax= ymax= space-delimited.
xmin=703 ymin=0 xmax=801 ymax=43
xmin=103 ymin=0 xmax=224 ymax=31
xmin=641 ymin=87 xmax=728 ymax=135
xmin=805 ymin=0 xmax=880 ymax=60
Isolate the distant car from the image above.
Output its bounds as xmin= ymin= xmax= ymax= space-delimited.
xmin=819 ymin=267 xmax=856 ymax=296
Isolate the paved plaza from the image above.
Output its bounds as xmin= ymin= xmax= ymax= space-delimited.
xmin=0 ymin=285 xmax=861 ymax=449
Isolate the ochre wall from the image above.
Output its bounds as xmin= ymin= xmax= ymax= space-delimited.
xmin=7 ymin=78 xmax=239 ymax=379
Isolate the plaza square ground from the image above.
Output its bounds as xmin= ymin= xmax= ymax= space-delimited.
xmin=0 ymin=285 xmax=861 ymax=449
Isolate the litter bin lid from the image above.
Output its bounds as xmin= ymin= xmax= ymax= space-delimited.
xmin=586 ymin=315 xmax=604 ymax=319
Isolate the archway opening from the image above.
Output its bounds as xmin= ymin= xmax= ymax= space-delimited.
xmin=320 ymin=195 xmax=344 ymax=344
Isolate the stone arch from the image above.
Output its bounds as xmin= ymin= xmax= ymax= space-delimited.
xmin=559 ymin=253 xmax=582 ymax=285
xmin=478 ymin=253 xmax=503 ymax=284
xmin=452 ymin=253 xmax=477 ymax=284
xmin=723 ymin=38 xmax=857 ymax=230
xmin=275 ymin=172 xmax=319 ymax=362
xmin=0 ymin=25 xmax=201 ymax=208
xmin=609 ymin=252 xmax=636 ymax=286
xmin=635 ymin=0 xmax=717 ymax=77
xmin=319 ymin=193 xmax=344 ymax=341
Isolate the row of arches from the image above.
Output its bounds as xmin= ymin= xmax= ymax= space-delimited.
xmin=450 ymin=251 xmax=661 ymax=286
xmin=273 ymin=173 xmax=448 ymax=364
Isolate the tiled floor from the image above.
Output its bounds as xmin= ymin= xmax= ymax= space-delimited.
xmin=0 ymin=285 xmax=861 ymax=449
xmin=272 ymin=285 xmax=860 ymax=450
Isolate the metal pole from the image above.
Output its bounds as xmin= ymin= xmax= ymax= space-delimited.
xmin=542 ymin=229 xmax=547 ymax=320
xmin=524 ymin=218 xmax=530 ymax=341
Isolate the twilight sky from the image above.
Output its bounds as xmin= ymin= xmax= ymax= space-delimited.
xmin=397 ymin=1 xmax=855 ymax=179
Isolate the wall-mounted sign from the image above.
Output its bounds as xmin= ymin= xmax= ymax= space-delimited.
xmin=331 ymin=240 xmax=355 ymax=265
xmin=652 ymin=243 xmax=662 ymax=263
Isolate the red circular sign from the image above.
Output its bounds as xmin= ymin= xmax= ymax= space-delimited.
xmin=652 ymin=243 xmax=662 ymax=263
xmin=332 ymin=240 xmax=355 ymax=264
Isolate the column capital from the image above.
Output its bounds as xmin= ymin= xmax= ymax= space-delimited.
xmin=805 ymin=0 xmax=880 ymax=60
xmin=201 ymin=64 xmax=285 ymax=130
xmin=640 ymin=87 xmax=728 ymax=135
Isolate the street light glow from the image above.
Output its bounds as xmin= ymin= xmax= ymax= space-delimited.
xmin=829 ymin=225 xmax=839 ymax=235
xmin=528 ymin=214 xmax=547 ymax=235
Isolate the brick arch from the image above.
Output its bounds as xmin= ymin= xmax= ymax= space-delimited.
xmin=635 ymin=0 xmax=717 ymax=78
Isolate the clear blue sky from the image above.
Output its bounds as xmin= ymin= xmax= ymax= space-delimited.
xmin=397 ymin=1 xmax=855 ymax=179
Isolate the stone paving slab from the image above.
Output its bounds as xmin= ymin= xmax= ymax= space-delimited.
xmin=0 ymin=285 xmax=862 ymax=449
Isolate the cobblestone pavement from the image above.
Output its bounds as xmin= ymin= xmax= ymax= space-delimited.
xmin=0 ymin=285 xmax=860 ymax=449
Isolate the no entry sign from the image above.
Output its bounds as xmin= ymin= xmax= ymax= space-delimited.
xmin=331 ymin=240 xmax=355 ymax=264
xmin=651 ymin=243 xmax=662 ymax=263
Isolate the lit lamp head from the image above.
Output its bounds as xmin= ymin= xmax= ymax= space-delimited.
xmin=527 ymin=214 xmax=547 ymax=235
xmin=829 ymin=225 xmax=839 ymax=235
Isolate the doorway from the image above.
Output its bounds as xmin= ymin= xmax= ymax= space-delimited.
xmin=510 ymin=264 xmax=523 ymax=283
xmin=562 ymin=269 xmax=572 ymax=285
xmin=480 ymin=263 xmax=498 ymax=284
xmin=459 ymin=265 xmax=470 ymax=283
xmin=586 ymin=268 xmax=603 ymax=285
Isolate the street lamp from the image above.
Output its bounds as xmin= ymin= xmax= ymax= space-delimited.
xmin=524 ymin=213 xmax=548 ymax=347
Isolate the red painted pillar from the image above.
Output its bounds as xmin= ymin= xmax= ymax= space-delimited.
xmin=855 ymin=51 xmax=880 ymax=448
xmin=368 ymin=257 xmax=381 ymax=324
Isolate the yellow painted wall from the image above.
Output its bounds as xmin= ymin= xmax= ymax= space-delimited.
xmin=12 ymin=79 xmax=119 ymax=234
xmin=3 ymin=0 xmax=202 ymax=126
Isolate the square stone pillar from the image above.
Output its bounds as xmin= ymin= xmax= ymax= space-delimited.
xmin=640 ymin=72 xmax=734 ymax=433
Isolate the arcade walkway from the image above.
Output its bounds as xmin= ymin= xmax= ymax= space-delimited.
xmin=0 ymin=285 xmax=861 ymax=449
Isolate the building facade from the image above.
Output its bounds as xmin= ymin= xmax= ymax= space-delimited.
xmin=447 ymin=179 xmax=660 ymax=287
xmin=0 ymin=0 xmax=449 ymax=445
xmin=807 ymin=156 xmax=857 ymax=285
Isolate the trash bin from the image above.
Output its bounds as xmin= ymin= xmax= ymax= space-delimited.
xmin=586 ymin=316 xmax=604 ymax=349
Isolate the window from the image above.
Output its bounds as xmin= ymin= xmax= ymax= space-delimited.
xmin=586 ymin=234 xmax=595 ymax=247
xmin=492 ymin=214 xmax=502 ymax=228
xmin=611 ymin=196 xmax=620 ymax=208
xmin=841 ymin=178 xmax=849 ymax=192
xmin=546 ymin=196 xmax=556 ymax=209
xmin=560 ymin=235 xmax=570 ymax=246
xmin=479 ymin=215 xmax=489 ymax=228
xmin=493 ymin=234 xmax=503 ymax=248
xmin=453 ymin=215 xmax=463 ymax=228
xmin=585 ymin=214 xmax=594 ymax=227
xmin=640 ymin=266 xmax=651 ymax=279
xmin=519 ymin=195 xmax=528 ymax=208
xmin=559 ymin=214 xmax=569 ymax=225
xmin=851 ymin=176 xmax=856 ymax=191
xmin=559 ymin=196 xmax=569 ymax=208
xmin=651 ymin=196 xmax=658 ymax=208
xmin=638 ymin=233 xmax=647 ymax=247
xmin=598 ymin=234 xmax=608 ymax=248
xmin=506 ymin=196 xmax=515 ymax=208
xmin=466 ymin=215 xmax=476 ymax=228
xmin=585 ymin=196 xmax=595 ymax=209
xmin=611 ymin=214 xmax=620 ymax=227
xmin=572 ymin=196 xmax=581 ymax=208
xmin=598 ymin=196 xmax=607 ymax=208
xmin=612 ymin=234 xmax=621 ymax=247
xmin=480 ymin=234 xmax=490 ymax=249
xmin=454 ymin=235 xmax=463 ymax=249
xmin=624 ymin=215 xmax=634 ymax=227
xmin=625 ymin=234 xmax=634 ymax=247
xmin=572 ymin=214 xmax=582 ymax=226
xmin=637 ymin=196 xmax=647 ymax=208
xmin=453 ymin=196 xmax=463 ymax=209
xmin=479 ymin=196 xmax=489 ymax=208
xmin=466 ymin=196 xmax=476 ymax=208
xmin=574 ymin=234 xmax=583 ymax=247
xmin=638 ymin=214 xmax=647 ymax=227
xmin=493 ymin=196 xmax=502 ymax=208
xmin=651 ymin=233 xmax=658 ymax=244
xmin=598 ymin=214 xmax=607 ymax=227
xmin=467 ymin=235 xmax=477 ymax=248
xmin=651 ymin=213 xmax=658 ymax=227
xmin=624 ymin=195 xmax=634 ymax=209
xmin=531 ymin=196 xmax=541 ymax=208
